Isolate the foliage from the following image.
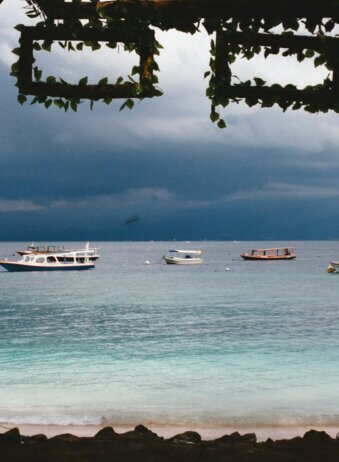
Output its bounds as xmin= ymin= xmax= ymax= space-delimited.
xmin=11 ymin=5 xmax=163 ymax=113
xmin=10 ymin=1 xmax=339 ymax=126
xmin=205 ymin=17 xmax=339 ymax=127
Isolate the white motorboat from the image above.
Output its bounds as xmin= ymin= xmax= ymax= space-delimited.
xmin=16 ymin=242 xmax=100 ymax=262
xmin=163 ymin=250 xmax=203 ymax=265
xmin=0 ymin=243 xmax=98 ymax=272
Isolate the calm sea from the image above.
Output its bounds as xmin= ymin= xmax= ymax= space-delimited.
xmin=0 ymin=241 xmax=338 ymax=427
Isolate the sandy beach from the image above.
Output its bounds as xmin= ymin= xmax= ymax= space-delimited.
xmin=1 ymin=423 xmax=339 ymax=441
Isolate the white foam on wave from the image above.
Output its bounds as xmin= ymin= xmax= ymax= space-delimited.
xmin=0 ymin=416 xmax=104 ymax=426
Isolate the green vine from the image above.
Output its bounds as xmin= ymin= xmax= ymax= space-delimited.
xmin=12 ymin=9 xmax=163 ymax=112
xmin=10 ymin=1 xmax=339 ymax=127
xmin=205 ymin=17 xmax=339 ymax=127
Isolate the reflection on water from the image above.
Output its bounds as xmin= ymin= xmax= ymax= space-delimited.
xmin=6 ymin=0 xmax=339 ymax=125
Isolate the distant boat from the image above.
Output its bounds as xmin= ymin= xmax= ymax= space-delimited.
xmin=163 ymin=250 xmax=203 ymax=265
xmin=241 ymin=247 xmax=296 ymax=261
xmin=327 ymin=262 xmax=339 ymax=273
xmin=16 ymin=242 xmax=99 ymax=262
xmin=0 ymin=243 xmax=98 ymax=272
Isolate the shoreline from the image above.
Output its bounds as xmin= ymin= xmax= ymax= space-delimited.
xmin=1 ymin=422 xmax=339 ymax=441
xmin=1 ymin=423 xmax=339 ymax=461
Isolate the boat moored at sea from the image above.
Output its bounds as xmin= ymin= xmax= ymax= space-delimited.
xmin=163 ymin=250 xmax=203 ymax=265
xmin=241 ymin=247 xmax=296 ymax=261
xmin=327 ymin=262 xmax=339 ymax=273
xmin=0 ymin=243 xmax=98 ymax=272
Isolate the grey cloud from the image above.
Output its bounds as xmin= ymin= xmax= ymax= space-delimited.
xmin=0 ymin=199 xmax=44 ymax=212
xmin=0 ymin=2 xmax=339 ymax=239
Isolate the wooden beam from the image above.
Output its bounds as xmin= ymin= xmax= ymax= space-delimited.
xmin=23 ymin=26 xmax=154 ymax=43
xmin=33 ymin=0 xmax=339 ymax=20
xmin=221 ymin=31 xmax=339 ymax=53
xmin=214 ymin=29 xmax=339 ymax=107
xmin=21 ymin=81 xmax=155 ymax=99
xmin=17 ymin=26 xmax=157 ymax=99
xmin=219 ymin=85 xmax=336 ymax=106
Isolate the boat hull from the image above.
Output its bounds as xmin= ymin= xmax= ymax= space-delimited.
xmin=241 ymin=255 xmax=296 ymax=261
xmin=163 ymin=257 xmax=203 ymax=265
xmin=0 ymin=261 xmax=95 ymax=272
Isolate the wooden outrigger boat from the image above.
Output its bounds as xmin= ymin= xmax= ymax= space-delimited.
xmin=241 ymin=247 xmax=296 ymax=261
xmin=327 ymin=262 xmax=339 ymax=273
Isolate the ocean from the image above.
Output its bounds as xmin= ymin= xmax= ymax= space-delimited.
xmin=0 ymin=241 xmax=338 ymax=429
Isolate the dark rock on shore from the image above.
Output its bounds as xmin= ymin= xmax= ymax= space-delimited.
xmin=134 ymin=424 xmax=159 ymax=438
xmin=29 ymin=434 xmax=48 ymax=442
xmin=171 ymin=430 xmax=202 ymax=443
xmin=94 ymin=426 xmax=116 ymax=439
xmin=0 ymin=428 xmax=21 ymax=442
xmin=50 ymin=433 xmax=80 ymax=443
xmin=214 ymin=431 xmax=257 ymax=445
xmin=119 ymin=424 xmax=162 ymax=441
xmin=1 ymin=426 xmax=339 ymax=462
xmin=303 ymin=429 xmax=332 ymax=444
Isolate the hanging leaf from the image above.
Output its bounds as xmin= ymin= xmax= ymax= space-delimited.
xmin=126 ymin=99 xmax=134 ymax=110
xmin=33 ymin=67 xmax=42 ymax=81
xmin=210 ymin=111 xmax=219 ymax=123
xmin=70 ymin=101 xmax=78 ymax=112
xmin=17 ymin=94 xmax=27 ymax=105
xmin=254 ymin=77 xmax=266 ymax=87
xmin=78 ymin=77 xmax=88 ymax=86
xmin=54 ymin=99 xmax=64 ymax=109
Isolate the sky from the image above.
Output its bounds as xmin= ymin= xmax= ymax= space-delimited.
xmin=0 ymin=1 xmax=339 ymax=241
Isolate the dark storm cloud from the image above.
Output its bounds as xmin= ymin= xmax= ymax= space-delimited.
xmin=1 ymin=65 xmax=339 ymax=240
xmin=1 ymin=1 xmax=339 ymax=239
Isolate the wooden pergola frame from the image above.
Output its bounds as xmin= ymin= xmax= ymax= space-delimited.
xmin=12 ymin=0 xmax=339 ymax=114
xmin=17 ymin=26 xmax=156 ymax=99
xmin=214 ymin=28 xmax=339 ymax=108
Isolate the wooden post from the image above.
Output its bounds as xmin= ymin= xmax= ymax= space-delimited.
xmin=18 ymin=29 xmax=34 ymax=94
xmin=333 ymin=67 xmax=339 ymax=94
xmin=215 ymin=25 xmax=231 ymax=101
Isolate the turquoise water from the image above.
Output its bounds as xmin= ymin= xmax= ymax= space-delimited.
xmin=0 ymin=241 xmax=338 ymax=427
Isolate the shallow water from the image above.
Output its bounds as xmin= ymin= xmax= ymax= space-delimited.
xmin=0 ymin=241 xmax=338 ymax=427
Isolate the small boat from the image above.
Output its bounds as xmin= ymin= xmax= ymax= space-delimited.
xmin=16 ymin=242 xmax=100 ymax=261
xmin=0 ymin=243 xmax=97 ymax=272
xmin=241 ymin=247 xmax=296 ymax=261
xmin=163 ymin=250 xmax=203 ymax=265
xmin=327 ymin=262 xmax=339 ymax=273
